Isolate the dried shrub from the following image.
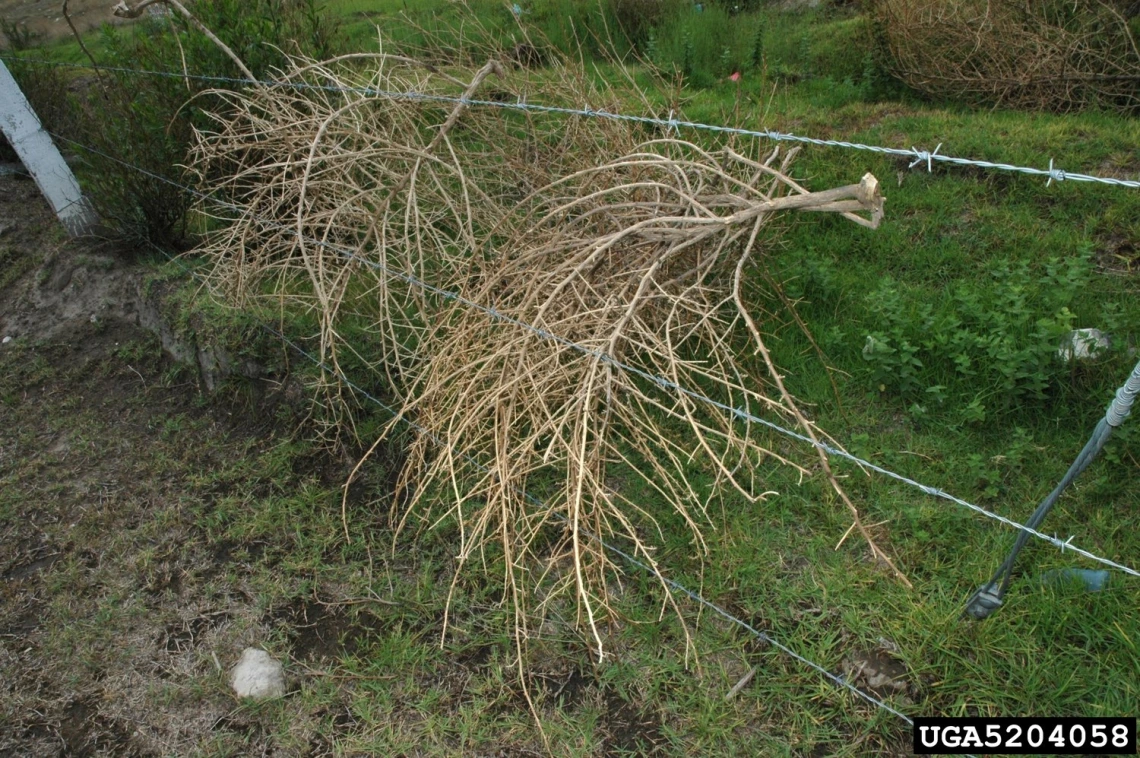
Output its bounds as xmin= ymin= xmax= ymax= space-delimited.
xmin=869 ymin=0 xmax=1140 ymax=113
xmin=401 ymin=141 xmax=894 ymax=658
xmin=189 ymin=46 xmax=900 ymax=670
xmin=189 ymin=49 xmax=639 ymax=437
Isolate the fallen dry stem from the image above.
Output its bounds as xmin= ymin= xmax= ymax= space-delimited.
xmin=188 ymin=49 xmax=903 ymax=668
xmin=399 ymin=139 xmax=897 ymax=658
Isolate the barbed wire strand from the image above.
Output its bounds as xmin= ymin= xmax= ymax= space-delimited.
xmin=47 ymin=130 xmax=1140 ymax=581
xmin=6 ymin=55 xmax=1139 ymax=189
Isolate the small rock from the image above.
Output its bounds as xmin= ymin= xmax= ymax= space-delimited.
xmin=1058 ymin=328 xmax=1110 ymax=363
xmin=230 ymin=648 xmax=285 ymax=699
xmin=2 ymin=336 xmax=11 ymax=344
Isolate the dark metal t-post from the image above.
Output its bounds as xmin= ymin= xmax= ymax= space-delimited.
xmin=965 ymin=358 xmax=1140 ymax=619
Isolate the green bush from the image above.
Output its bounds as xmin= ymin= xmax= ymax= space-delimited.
xmin=386 ymin=2 xmax=875 ymax=91
xmin=527 ymin=0 xmax=627 ymax=59
xmin=608 ymin=0 xmax=683 ymax=47
xmin=639 ymin=5 xmax=874 ymax=87
xmin=645 ymin=4 xmax=760 ymax=84
xmin=859 ymin=249 xmax=1111 ymax=425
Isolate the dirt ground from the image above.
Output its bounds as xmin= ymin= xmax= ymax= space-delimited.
xmin=0 ymin=173 xmax=374 ymax=756
xmin=0 ymin=169 xmax=713 ymax=758
xmin=0 ymin=0 xmax=133 ymax=46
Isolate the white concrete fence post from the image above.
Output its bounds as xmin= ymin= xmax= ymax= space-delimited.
xmin=0 ymin=59 xmax=98 ymax=236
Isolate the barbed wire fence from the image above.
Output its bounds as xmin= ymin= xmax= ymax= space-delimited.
xmin=24 ymin=49 xmax=1138 ymax=581
xmin=4 ymin=50 xmax=1138 ymax=750
xmin=5 ymin=55 xmax=1140 ymax=189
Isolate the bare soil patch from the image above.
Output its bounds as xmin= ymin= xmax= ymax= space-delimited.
xmin=0 ymin=173 xmax=362 ymax=756
xmin=0 ymin=0 xmax=133 ymax=46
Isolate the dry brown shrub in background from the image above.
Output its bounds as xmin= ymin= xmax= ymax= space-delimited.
xmin=188 ymin=43 xmax=901 ymax=672
xmin=870 ymin=0 xmax=1140 ymax=113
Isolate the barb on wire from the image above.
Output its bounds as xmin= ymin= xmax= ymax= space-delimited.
xmin=1047 ymin=158 xmax=1067 ymax=187
xmin=6 ymin=55 xmax=1140 ymax=189
xmin=45 ymin=130 xmax=1140 ymax=582
xmin=909 ymin=143 xmax=941 ymax=172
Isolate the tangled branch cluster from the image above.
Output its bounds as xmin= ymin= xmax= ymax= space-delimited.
xmin=871 ymin=0 xmax=1140 ymax=113
xmin=188 ymin=50 xmax=897 ymax=663
xmin=402 ymin=141 xmax=899 ymax=658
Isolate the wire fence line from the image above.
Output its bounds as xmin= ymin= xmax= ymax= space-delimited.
xmin=142 ymin=238 xmax=917 ymax=731
xmin=8 ymin=54 xmax=1140 ymax=190
xmin=47 ymin=130 xmax=1140 ymax=583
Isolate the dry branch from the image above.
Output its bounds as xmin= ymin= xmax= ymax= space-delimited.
xmin=187 ymin=49 xmax=903 ymax=665
xmin=399 ymin=139 xmax=901 ymax=659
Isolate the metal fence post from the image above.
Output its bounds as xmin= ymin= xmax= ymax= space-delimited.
xmin=0 ymin=59 xmax=97 ymax=236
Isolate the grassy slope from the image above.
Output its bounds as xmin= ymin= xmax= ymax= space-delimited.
xmin=366 ymin=3 xmax=1140 ymax=751
xmin=625 ymin=18 xmax=1140 ymax=747
xmin=8 ymin=2 xmax=1140 ymax=755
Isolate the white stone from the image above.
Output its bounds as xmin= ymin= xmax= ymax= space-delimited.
xmin=1058 ymin=328 xmax=1110 ymax=363
xmin=230 ymin=648 xmax=285 ymax=699
xmin=2 ymin=336 xmax=11 ymax=344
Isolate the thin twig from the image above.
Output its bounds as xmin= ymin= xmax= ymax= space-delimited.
xmin=112 ymin=0 xmax=257 ymax=83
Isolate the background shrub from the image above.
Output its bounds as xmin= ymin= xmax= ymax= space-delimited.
xmin=7 ymin=0 xmax=342 ymax=246
xmin=645 ymin=3 xmax=757 ymax=84
xmin=869 ymin=0 xmax=1140 ymax=113
xmin=608 ymin=0 xmax=684 ymax=47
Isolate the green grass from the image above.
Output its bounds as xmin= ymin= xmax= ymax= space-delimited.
xmin=5 ymin=1 xmax=1139 ymax=754
xmin=332 ymin=3 xmax=1139 ymax=749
